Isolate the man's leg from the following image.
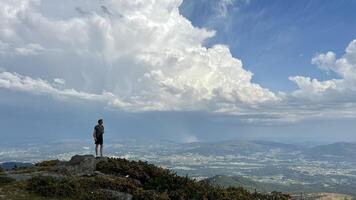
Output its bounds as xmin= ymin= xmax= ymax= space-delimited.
xmin=95 ymin=144 xmax=99 ymax=156
xmin=100 ymin=144 xmax=103 ymax=157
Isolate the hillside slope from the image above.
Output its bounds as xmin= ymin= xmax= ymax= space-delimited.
xmin=303 ymin=142 xmax=356 ymax=162
xmin=0 ymin=155 xmax=291 ymax=200
xmin=207 ymin=175 xmax=356 ymax=199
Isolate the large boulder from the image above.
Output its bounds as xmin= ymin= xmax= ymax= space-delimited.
xmin=62 ymin=155 xmax=96 ymax=176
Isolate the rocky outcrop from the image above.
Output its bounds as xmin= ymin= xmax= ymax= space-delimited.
xmin=4 ymin=155 xmax=108 ymax=179
xmin=1 ymin=155 xmax=134 ymax=199
xmin=52 ymin=155 xmax=108 ymax=176
xmin=61 ymin=154 xmax=96 ymax=176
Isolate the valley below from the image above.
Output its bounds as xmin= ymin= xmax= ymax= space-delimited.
xmin=1 ymin=140 xmax=355 ymax=198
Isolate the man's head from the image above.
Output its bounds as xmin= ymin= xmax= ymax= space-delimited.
xmin=98 ymin=119 xmax=103 ymax=125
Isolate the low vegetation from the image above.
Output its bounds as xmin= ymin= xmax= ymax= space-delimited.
xmin=0 ymin=156 xmax=291 ymax=199
xmin=24 ymin=157 xmax=290 ymax=200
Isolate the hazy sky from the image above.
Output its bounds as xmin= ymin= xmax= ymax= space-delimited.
xmin=1 ymin=0 xmax=356 ymax=145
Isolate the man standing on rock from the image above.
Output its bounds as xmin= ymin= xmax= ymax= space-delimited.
xmin=93 ymin=119 xmax=104 ymax=157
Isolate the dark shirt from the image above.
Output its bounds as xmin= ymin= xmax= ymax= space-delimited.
xmin=94 ymin=124 xmax=104 ymax=138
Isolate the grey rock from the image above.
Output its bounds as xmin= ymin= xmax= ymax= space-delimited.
xmin=98 ymin=189 xmax=133 ymax=200
xmin=68 ymin=154 xmax=95 ymax=166
xmin=59 ymin=154 xmax=96 ymax=176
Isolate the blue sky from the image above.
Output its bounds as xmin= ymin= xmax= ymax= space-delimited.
xmin=180 ymin=0 xmax=356 ymax=92
xmin=1 ymin=0 xmax=356 ymax=145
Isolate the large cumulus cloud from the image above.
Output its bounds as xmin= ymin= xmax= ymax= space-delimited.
xmin=0 ymin=0 xmax=278 ymax=113
xmin=1 ymin=0 xmax=356 ymax=123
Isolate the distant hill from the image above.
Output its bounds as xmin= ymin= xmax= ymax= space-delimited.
xmin=181 ymin=140 xmax=356 ymax=163
xmin=181 ymin=140 xmax=299 ymax=156
xmin=0 ymin=162 xmax=33 ymax=170
xmin=303 ymin=142 xmax=356 ymax=162
xmin=207 ymin=175 xmax=356 ymax=197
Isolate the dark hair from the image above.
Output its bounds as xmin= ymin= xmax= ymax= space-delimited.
xmin=98 ymin=119 xmax=103 ymax=124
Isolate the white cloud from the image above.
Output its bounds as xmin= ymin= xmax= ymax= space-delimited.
xmin=283 ymin=39 xmax=356 ymax=121
xmin=0 ymin=42 xmax=47 ymax=56
xmin=15 ymin=43 xmax=45 ymax=55
xmin=54 ymin=78 xmax=65 ymax=85
xmin=215 ymin=0 xmax=251 ymax=18
xmin=311 ymin=51 xmax=336 ymax=72
xmin=1 ymin=0 xmax=356 ymax=123
xmin=289 ymin=76 xmax=338 ymax=99
xmin=0 ymin=71 xmax=131 ymax=109
xmin=311 ymin=41 xmax=356 ymax=82
xmin=0 ymin=0 xmax=278 ymax=114
xmin=290 ymin=39 xmax=356 ymax=100
xmin=216 ymin=0 xmax=235 ymax=18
